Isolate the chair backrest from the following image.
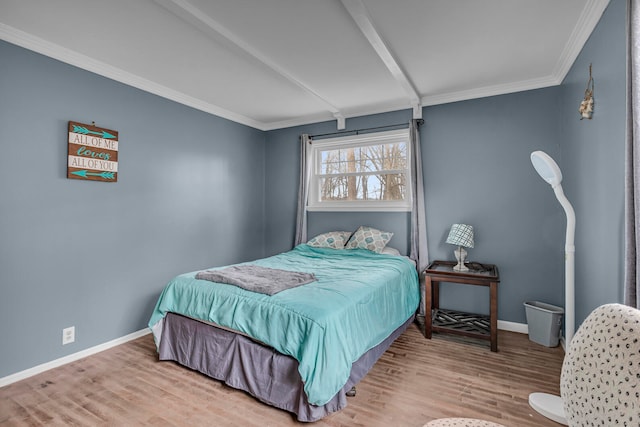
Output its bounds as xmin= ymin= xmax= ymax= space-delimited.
xmin=560 ymin=303 xmax=640 ymax=426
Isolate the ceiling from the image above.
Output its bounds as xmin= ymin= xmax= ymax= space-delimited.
xmin=0 ymin=0 xmax=610 ymax=131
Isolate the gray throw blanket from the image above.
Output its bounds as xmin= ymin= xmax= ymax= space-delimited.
xmin=195 ymin=264 xmax=317 ymax=295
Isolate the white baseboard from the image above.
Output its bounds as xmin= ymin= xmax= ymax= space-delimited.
xmin=0 ymin=320 xmax=532 ymax=389
xmin=499 ymin=320 xmax=567 ymax=353
xmin=498 ymin=319 xmax=528 ymax=334
xmin=0 ymin=328 xmax=151 ymax=388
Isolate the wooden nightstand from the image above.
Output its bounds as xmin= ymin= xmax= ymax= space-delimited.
xmin=424 ymin=260 xmax=500 ymax=352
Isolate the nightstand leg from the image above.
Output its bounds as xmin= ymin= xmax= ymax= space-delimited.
xmin=433 ymin=282 xmax=440 ymax=310
xmin=490 ymin=281 xmax=498 ymax=352
xmin=425 ymin=276 xmax=433 ymax=339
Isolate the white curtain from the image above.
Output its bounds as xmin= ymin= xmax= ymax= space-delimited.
xmin=294 ymin=134 xmax=313 ymax=246
xmin=625 ymin=0 xmax=640 ymax=308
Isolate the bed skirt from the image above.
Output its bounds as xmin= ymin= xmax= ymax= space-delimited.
xmin=158 ymin=312 xmax=414 ymax=422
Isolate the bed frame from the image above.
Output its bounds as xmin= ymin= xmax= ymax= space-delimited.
xmin=158 ymin=312 xmax=414 ymax=422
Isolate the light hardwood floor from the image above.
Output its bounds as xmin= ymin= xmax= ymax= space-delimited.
xmin=0 ymin=324 xmax=565 ymax=426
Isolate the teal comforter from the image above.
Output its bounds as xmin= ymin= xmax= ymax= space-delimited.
xmin=148 ymin=244 xmax=419 ymax=406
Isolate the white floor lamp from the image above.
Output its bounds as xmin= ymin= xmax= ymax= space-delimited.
xmin=528 ymin=150 xmax=575 ymax=426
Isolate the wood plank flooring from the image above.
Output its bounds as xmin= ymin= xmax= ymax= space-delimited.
xmin=0 ymin=324 xmax=565 ymax=426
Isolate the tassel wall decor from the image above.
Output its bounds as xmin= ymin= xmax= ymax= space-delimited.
xmin=579 ymin=64 xmax=594 ymax=120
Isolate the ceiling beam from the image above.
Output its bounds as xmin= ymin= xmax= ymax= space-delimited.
xmin=341 ymin=0 xmax=422 ymax=119
xmin=153 ymin=0 xmax=346 ymax=128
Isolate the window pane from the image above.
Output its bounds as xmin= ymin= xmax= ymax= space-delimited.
xmin=320 ymin=143 xmax=407 ymax=175
xmin=309 ymin=129 xmax=412 ymax=211
xmin=320 ymin=173 xmax=406 ymax=201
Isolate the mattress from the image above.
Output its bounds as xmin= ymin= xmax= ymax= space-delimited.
xmin=149 ymin=244 xmax=419 ymax=407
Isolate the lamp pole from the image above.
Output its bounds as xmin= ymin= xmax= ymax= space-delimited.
xmin=552 ymin=182 xmax=575 ymax=345
xmin=528 ymin=150 xmax=576 ymax=425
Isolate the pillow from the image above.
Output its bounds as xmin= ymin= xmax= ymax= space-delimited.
xmin=380 ymin=246 xmax=401 ymax=256
xmin=344 ymin=226 xmax=393 ymax=253
xmin=306 ymin=231 xmax=352 ymax=249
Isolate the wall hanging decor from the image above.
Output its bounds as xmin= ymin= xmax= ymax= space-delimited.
xmin=67 ymin=121 xmax=119 ymax=182
xmin=578 ymin=64 xmax=594 ymax=120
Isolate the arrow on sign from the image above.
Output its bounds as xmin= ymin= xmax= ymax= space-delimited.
xmin=72 ymin=125 xmax=116 ymax=139
xmin=71 ymin=170 xmax=116 ymax=179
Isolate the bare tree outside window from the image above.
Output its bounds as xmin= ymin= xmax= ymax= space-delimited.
xmin=308 ymin=129 xmax=411 ymax=211
xmin=319 ymin=142 xmax=407 ymax=201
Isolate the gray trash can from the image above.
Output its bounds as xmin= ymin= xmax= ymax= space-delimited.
xmin=523 ymin=301 xmax=564 ymax=347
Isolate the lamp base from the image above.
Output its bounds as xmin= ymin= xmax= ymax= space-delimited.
xmin=453 ymin=246 xmax=468 ymax=271
xmin=528 ymin=392 xmax=567 ymax=425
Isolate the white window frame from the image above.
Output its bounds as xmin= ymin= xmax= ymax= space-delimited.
xmin=307 ymin=128 xmax=412 ymax=212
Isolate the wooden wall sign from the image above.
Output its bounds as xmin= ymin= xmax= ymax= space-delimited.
xmin=67 ymin=121 xmax=119 ymax=182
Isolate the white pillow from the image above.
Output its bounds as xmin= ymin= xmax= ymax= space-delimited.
xmin=380 ymin=246 xmax=401 ymax=256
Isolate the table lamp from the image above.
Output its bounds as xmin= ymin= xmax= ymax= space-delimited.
xmin=445 ymin=224 xmax=474 ymax=271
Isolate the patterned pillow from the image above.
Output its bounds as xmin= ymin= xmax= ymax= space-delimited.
xmin=344 ymin=226 xmax=393 ymax=253
xmin=306 ymin=231 xmax=352 ymax=249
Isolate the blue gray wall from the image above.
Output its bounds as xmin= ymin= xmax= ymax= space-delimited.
xmin=421 ymin=88 xmax=565 ymax=321
xmin=0 ymin=40 xmax=266 ymax=378
xmin=560 ymin=0 xmax=627 ymax=326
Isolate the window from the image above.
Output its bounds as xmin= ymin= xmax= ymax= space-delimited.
xmin=307 ymin=129 xmax=412 ymax=211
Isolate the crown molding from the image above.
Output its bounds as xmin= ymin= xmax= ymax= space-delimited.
xmin=421 ymin=75 xmax=562 ymax=107
xmin=551 ymin=0 xmax=610 ymax=82
xmin=0 ymin=23 xmax=268 ymax=130
xmin=1 ymin=0 xmax=610 ymax=132
xmin=420 ymin=0 xmax=609 ymax=108
xmin=262 ymin=100 xmax=413 ymax=131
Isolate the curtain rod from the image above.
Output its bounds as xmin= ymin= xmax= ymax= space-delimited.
xmin=307 ymin=119 xmax=423 ymax=140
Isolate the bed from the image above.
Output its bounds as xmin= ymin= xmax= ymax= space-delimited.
xmin=148 ymin=240 xmax=419 ymax=422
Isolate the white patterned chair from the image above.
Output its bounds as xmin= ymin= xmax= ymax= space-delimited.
xmin=424 ymin=303 xmax=640 ymax=427
xmin=560 ymin=303 xmax=640 ymax=426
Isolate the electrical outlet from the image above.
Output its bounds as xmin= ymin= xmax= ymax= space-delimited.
xmin=62 ymin=326 xmax=75 ymax=345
